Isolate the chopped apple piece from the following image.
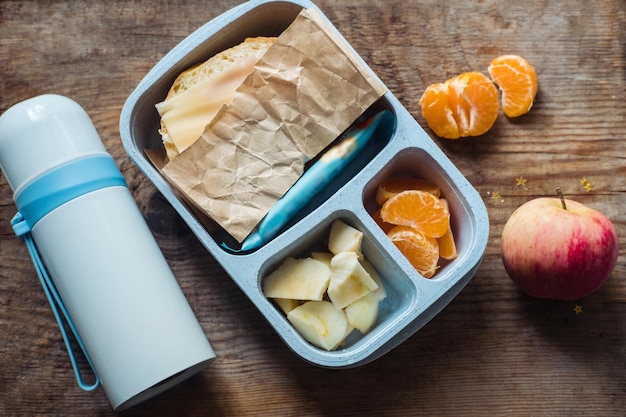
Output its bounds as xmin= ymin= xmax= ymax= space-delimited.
xmin=273 ymin=298 xmax=299 ymax=314
xmin=310 ymin=251 xmax=333 ymax=265
xmin=287 ymin=301 xmax=349 ymax=351
xmin=263 ymin=257 xmax=330 ymax=301
xmin=328 ymin=251 xmax=379 ymax=309
xmin=328 ymin=220 xmax=363 ymax=256
xmin=345 ymin=291 xmax=379 ymax=333
xmin=361 ymin=259 xmax=387 ymax=301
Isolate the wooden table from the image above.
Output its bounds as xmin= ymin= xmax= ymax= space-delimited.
xmin=1 ymin=1 xmax=624 ymax=415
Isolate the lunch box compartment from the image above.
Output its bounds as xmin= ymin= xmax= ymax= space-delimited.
xmin=363 ymin=147 xmax=474 ymax=279
xmin=120 ymin=0 xmax=489 ymax=368
xmin=259 ymin=210 xmax=419 ymax=347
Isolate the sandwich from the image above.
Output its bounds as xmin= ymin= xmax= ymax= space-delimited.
xmin=155 ymin=36 xmax=276 ymax=160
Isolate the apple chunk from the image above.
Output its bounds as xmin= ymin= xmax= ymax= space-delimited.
xmin=328 ymin=251 xmax=379 ymax=309
xmin=287 ymin=301 xmax=349 ymax=351
xmin=345 ymin=291 xmax=379 ymax=333
xmin=328 ymin=220 xmax=364 ymax=256
xmin=273 ymin=298 xmax=300 ymax=314
xmin=310 ymin=251 xmax=333 ymax=265
xmin=263 ymin=257 xmax=330 ymax=301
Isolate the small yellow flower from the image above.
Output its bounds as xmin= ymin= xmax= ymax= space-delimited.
xmin=580 ymin=177 xmax=593 ymax=192
xmin=516 ymin=176 xmax=527 ymax=187
xmin=488 ymin=191 xmax=504 ymax=202
xmin=573 ymin=304 xmax=583 ymax=315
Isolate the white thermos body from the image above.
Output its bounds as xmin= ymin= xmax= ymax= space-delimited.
xmin=0 ymin=95 xmax=215 ymax=410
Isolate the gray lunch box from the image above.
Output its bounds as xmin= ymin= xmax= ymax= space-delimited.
xmin=119 ymin=0 xmax=489 ymax=368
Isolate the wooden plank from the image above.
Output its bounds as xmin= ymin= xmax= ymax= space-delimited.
xmin=1 ymin=0 xmax=624 ymax=415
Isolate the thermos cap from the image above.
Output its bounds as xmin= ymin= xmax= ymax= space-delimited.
xmin=0 ymin=94 xmax=109 ymax=194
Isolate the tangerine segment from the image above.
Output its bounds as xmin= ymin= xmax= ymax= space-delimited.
xmin=387 ymin=226 xmax=439 ymax=278
xmin=375 ymin=177 xmax=441 ymax=206
xmin=488 ymin=55 xmax=538 ymax=117
xmin=380 ymin=190 xmax=449 ymax=238
xmin=447 ymin=72 xmax=500 ymax=137
xmin=437 ymin=199 xmax=457 ymax=260
xmin=418 ymin=83 xmax=459 ymax=139
xmin=419 ymin=72 xmax=499 ymax=139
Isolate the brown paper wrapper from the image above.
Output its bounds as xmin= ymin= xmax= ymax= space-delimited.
xmin=161 ymin=8 xmax=387 ymax=242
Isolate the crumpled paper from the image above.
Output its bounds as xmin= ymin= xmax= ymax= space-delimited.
xmin=161 ymin=8 xmax=387 ymax=242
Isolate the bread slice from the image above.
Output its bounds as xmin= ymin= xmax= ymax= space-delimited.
xmin=158 ymin=36 xmax=276 ymax=160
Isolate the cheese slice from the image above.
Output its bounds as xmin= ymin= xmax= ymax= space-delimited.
xmin=155 ymin=54 xmax=260 ymax=155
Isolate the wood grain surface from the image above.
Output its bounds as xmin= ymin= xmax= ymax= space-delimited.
xmin=1 ymin=1 xmax=625 ymax=416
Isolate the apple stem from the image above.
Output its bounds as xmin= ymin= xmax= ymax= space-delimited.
xmin=556 ymin=187 xmax=567 ymax=210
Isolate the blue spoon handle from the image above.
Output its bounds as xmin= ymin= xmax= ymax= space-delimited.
xmin=232 ymin=110 xmax=392 ymax=252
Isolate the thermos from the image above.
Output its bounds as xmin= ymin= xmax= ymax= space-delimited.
xmin=0 ymin=94 xmax=215 ymax=410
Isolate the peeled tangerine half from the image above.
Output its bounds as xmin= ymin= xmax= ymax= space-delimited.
xmin=380 ymin=190 xmax=450 ymax=238
xmin=419 ymin=71 xmax=499 ymax=139
xmin=488 ymin=55 xmax=538 ymax=118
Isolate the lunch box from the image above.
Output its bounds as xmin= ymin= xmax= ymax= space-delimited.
xmin=119 ymin=0 xmax=489 ymax=368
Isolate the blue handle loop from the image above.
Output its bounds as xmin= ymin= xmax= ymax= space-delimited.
xmin=9 ymin=154 xmax=127 ymax=391
xmin=12 ymin=212 xmax=100 ymax=391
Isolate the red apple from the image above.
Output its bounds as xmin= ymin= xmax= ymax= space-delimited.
xmin=501 ymin=191 xmax=619 ymax=300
